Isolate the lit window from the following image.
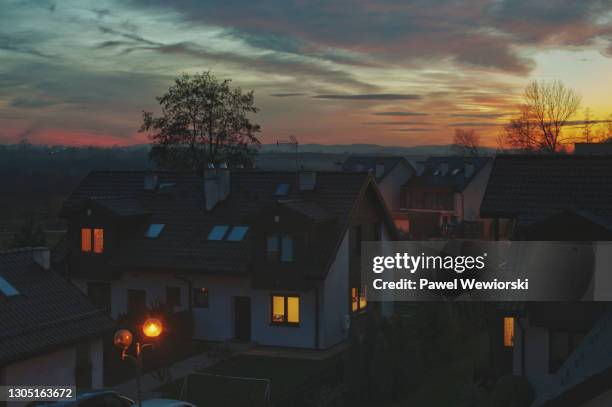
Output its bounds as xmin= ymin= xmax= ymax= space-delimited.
xmin=93 ymin=228 xmax=104 ymax=253
xmin=208 ymin=225 xmax=229 ymax=240
xmin=275 ymin=183 xmax=290 ymax=197
xmin=81 ymin=228 xmax=92 ymax=252
xmin=504 ymin=317 xmax=515 ymax=348
xmin=145 ymin=224 xmax=165 ymax=238
xmin=227 ymin=226 xmax=249 ymax=241
xmin=0 ymin=276 xmax=19 ymax=297
xmin=351 ymin=286 xmax=367 ymax=313
xmin=193 ymin=287 xmax=209 ymax=308
xmin=271 ymin=295 xmax=300 ymax=325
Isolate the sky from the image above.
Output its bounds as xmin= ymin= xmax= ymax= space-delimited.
xmin=2 ymin=0 xmax=612 ymax=147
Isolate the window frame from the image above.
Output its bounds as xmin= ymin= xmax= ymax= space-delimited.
xmin=503 ymin=317 xmax=515 ymax=348
xmin=81 ymin=227 xmax=104 ymax=254
xmin=266 ymin=234 xmax=294 ymax=263
xmin=351 ymin=286 xmax=367 ymax=313
xmin=193 ymin=287 xmax=210 ymax=308
xmin=270 ymin=294 xmax=300 ymax=326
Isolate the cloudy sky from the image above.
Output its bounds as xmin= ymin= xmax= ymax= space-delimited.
xmin=2 ymin=0 xmax=612 ymax=147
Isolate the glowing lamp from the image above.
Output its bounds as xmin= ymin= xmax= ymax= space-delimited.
xmin=114 ymin=329 xmax=133 ymax=350
xmin=142 ymin=318 xmax=163 ymax=338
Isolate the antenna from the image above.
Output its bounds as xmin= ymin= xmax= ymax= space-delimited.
xmin=276 ymin=135 xmax=299 ymax=173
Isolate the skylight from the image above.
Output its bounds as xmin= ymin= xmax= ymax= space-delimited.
xmin=208 ymin=225 xmax=229 ymax=240
xmin=275 ymin=183 xmax=290 ymax=196
xmin=227 ymin=226 xmax=249 ymax=241
xmin=0 ymin=276 xmax=19 ymax=297
xmin=158 ymin=182 xmax=176 ymax=191
xmin=145 ymin=223 xmax=165 ymax=238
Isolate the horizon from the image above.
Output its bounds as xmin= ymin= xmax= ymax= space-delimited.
xmin=2 ymin=1 xmax=612 ymax=147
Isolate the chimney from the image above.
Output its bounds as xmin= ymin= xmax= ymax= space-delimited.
xmin=299 ymin=171 xmax=316 ymax=191
xmin=32 ymin=247 xmax=50 ymax=270
xmin=144 ymin=172 xmax=158 ymax=191
xmin=217 ymin=163 xmax=230 ymax=200
xmin=465 ymin=163 xmax=475 ymax=178
xmin=204 ymin=163 xmax=231 ymax=210
xmin=440 ymin=163 xmax=449 ymax=175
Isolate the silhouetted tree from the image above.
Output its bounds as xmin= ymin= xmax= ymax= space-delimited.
xmin=140 ymin=71 xmax=261 ymax=172
xmin=451 ymin=128 xmax=481 ymax=156
xmin=501 ymin=80 xmax=582 ymax=153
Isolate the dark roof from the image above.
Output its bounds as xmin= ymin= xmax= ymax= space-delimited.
xmin=480 ymin=155 xmax=612 ymax=225
xmin=0 ymin=248 xmax=115 ymax=365
xmin=92 ymin=197 xmax=149 ymax=218
xmin=404 ymin=156 xmax=490 ymax=191
xmin=342 ymin=156 xmax=413 ymax=181
xmin=61 ymin=170 xmax=392 ymax=278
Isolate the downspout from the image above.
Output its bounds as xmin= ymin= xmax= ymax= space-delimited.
xmin=314 ymin=286 xmax=320 ymax=349
xmin=517 ymin=317 xmax=526 ymax=377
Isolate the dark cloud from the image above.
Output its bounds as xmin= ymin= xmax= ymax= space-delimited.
xmin=448 ymin=122 xmax=501 ymax=127
xmin=127 ymin=0 xmax=612 ymax=74
xmin=270 ymin=93 xmax=306 ymax=97
xmin=372 ymin=111 xmax=430 ymax=116
xmin=365 ymin=121 xmax=434 ymax=126
xmin=449 ymin=112 xmax=510 ymax=118
xmin=389 ymin=128 xmax=433 ymax=132
xmin=10 ymin=97 xmax=59 ymax=109
xmin=314 ymin=93 xmax=421 ymax=100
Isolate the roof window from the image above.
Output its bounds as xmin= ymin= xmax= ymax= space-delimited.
xmin=275 ymin=183 xmax=290 ymax=197
xmin=145 ymin=223 xmax=165 ymax=238
xmin=207 ymin=225 xmax=229 ymax=240
xmin=227 ymin=226 xmax=249 ymax=241
xmin=0 ymin=276 xmax=19 ymax=297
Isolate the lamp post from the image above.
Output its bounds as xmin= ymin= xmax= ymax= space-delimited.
xmin=114 ymin=318 xmax=163 ymax=407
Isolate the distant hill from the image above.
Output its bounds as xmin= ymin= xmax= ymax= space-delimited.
xmin=261 ymin=143 xmax=496 ymax=156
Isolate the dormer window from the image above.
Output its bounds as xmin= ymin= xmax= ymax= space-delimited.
xmin=267 ymin=234 xmax=293 ymax=262
xmin=81 ymin=228 xmax=104 ymax=253
xmin=0 ymin=276 xmax=19 ymax=297
xmin=145 ymin=224 xmax=165 ymax=238
xmin=207 ymin=225 xmax=249 ymax=241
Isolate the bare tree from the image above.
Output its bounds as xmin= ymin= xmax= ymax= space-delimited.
xmin=451 ymin=128 xmax=481 ymax=156
xmin=501 ymin=80 xmax=582 ymax=153
xmin=583 ymin=107 xmax=594 ymax=143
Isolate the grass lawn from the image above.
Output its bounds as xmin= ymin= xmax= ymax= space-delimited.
xmin=159 ymin=354 xmax=339 ymax=407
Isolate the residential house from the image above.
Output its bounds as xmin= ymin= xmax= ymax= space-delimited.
xmin=0 ymin=248 xmax=114 ymax=394
xmin=55 ymin=169 xmax=397 ymax=350
xmin=342 ymin=155 xmax=416 ymax=234
xmin=398 ymin=156 xmax=492 ymax=239
xmin=480 ymin=154 xmax=612 ymax=405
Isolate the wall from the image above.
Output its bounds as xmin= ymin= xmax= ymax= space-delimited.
xmin=320 ymin=231 xmax=350 ymax=349
xmin=513 ymin=318 xmax=550 ymax=384
xmin=456 ymin=159 xmax=493 ymax=222
xmin=379 ymin=162 xmax=414 ymax=212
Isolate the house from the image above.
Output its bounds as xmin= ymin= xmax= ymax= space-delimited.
xmin=574 ymin=142 xmax=612 ymax=155
xmin=0 ymin=247 xmax=114 ymax=393
xmin=397 ymin=156 xmax=492 ymax=239
xmin=342 ymin=156 xmax=415 ymax=234
xmin=54 ymin=168 xmax=397 ymax=350
xmin=480 ymin=154 xmax=612 ymax=405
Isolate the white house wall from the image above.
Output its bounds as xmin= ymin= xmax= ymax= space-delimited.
xmin=459 ymin=160 xmax=493 ymax=222
xmin=513 ymin=319 xmax=550 ymax=384
xmin=320 ymin=231 xmax=350 ymax=349
xmin=378 ymin=162 xmax=414 ymax=212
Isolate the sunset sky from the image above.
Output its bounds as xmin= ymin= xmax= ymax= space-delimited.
xmin=2 ymin=0 xmax=612 ymax=147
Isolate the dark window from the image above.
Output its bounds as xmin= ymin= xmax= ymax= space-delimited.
xmin=87 ymin=282 xmax=111 ymax=311
xmin=166 ymin=286 xmax=181 ymax=308
xmin=127 ymin=289 xmax=146 ymax=316
xmin=193 ymin=287 xmax=209 ymax=308
xmin=267 ymin=234 xmax=293 ymax=262
xmin=549 ymin=330 xmax=585 ymax=373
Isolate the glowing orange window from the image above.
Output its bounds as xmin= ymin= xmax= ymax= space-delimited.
xmin=93 ymin=228 xmax=104 ymax=253
xmin=351 ymin=288 xmax=359 ymax=312
xmin=504 ymin=317 xmax=515 ymax=348
xmin=81 ymin=228 xmax=92 ymax=252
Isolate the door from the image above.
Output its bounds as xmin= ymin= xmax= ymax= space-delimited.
xmin=234 ymin=296 xmax=251 ymax=341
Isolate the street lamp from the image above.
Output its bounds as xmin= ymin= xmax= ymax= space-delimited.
xmin=114 ymin=318 xmax=163 ymax=407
